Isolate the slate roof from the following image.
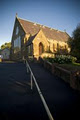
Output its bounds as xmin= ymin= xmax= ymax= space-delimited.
xmin=18 ymin=17 xmax=69 ymax=42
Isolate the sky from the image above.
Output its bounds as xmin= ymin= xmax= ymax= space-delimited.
xmin=0 ymin=0 xmax=80 ymax=47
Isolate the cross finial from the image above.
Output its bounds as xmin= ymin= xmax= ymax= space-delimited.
xmin=16 ymin=13 xmax=18 ymax=18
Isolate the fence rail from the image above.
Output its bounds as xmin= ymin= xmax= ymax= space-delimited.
xmin=26 ymin=60 xmax=54 ymax=120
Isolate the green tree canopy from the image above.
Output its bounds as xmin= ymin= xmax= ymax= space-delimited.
xmin=1 ymin=42 xmax=11 ymax=50
xmin=68 ymin=24 xmax=80 ymax=61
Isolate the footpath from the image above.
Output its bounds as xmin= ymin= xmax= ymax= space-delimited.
xmin=29 ymin=61 xmax=80 ymax=120
xmin=0 ymin=62 xmax=48 ymax=120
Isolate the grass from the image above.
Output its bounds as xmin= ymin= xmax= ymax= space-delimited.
xmin=58 ymin=62 xmax=80 ymax=71
xmin=73 ymin=62 xmax=80 ymax=66
xmin=44 ymin=56 xmax=80 ymax=72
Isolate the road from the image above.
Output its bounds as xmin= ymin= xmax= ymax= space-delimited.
xmin=0 ymin=62 xmax=48 ymax=120
xmin=29 ymin=62 xmax=80 ymax=120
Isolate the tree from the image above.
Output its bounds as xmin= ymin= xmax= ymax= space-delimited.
xmin=68 ymin=24 xmax=80 ymax=61
xmin=1 ymin=42 xmax=11 ymax=49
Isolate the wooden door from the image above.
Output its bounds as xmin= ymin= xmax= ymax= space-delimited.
xmin=39 ymin=43 xmax=44 ymax=55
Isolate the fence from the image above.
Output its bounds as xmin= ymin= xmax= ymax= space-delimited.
xmin=26 ymin=60 xmax=54 ymax=120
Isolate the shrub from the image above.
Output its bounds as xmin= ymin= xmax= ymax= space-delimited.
xmin=44 ymin=55 xmax=77 ymax=64
xmin=44 ymin=57 xmax=54 ymax=63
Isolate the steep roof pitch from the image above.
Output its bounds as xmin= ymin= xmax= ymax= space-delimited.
xmin=1 ymin=47 xmax=10 ymax=51
xmin=26 ymin=34 xmax=37 ymax=46
xmin=18 ymin=17 xmax=69 ymax=42
xmin=0 ymin=49 xmax=1 ymax=54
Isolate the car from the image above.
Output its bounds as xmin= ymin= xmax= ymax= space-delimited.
xmin=0 ymin=55 xmax=3 ymax=62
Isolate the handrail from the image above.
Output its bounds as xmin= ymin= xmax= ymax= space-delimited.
xmin=26 ymin=60 xmax=54 ymax=120
xmin=56 ymin=66 xmax=71 ymax=74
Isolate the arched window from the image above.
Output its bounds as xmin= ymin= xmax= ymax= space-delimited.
xmin=39 ymin=42 xmax=44 ymax=55
xmin=65 ymin=45 xmax=67 ymax=49
xmin=16 ymin=26 xmax=19 ymax=35
xmin=53 ymin=44 xmax=56 ymax=52
xmin=57 ymin=43 xmax=59 ymax=50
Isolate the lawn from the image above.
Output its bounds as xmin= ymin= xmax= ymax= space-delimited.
xmin=44 ymin=55 xmax=80 ymax=72
xmin=58 ymin=63 xmax=80 ymax=71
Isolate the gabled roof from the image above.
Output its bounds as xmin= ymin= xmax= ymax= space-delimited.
xmin=18 ymin=17 xmax=69 ymax=42
xmin=0 ymin=49 xmax=1 ymax=54
xmin=26 ymin=34 xmax=37 ymax=46
xmin=1 ymin=47 xmax=10 ymax=51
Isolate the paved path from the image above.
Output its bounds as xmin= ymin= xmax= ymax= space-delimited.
xmin=0 ymin=62 xmax=49 ymax=120
xmin=0 ymin=62 xmax=80 ymax=120
xmin=29 ymin=62 xmax=80 ymax=120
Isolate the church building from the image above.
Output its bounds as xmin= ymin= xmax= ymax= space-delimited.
xmin=11 ymin=15 xmax=70 ymax=61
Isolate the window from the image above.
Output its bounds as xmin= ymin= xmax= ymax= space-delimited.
xmin=65 ymin=45 xmax=67 ymax=49
xmin=14 ymin=36 xmax=21 ymax=53
xmin=16 ymin=26 xmax=19 ymax=35
xmin=53 ymin=44 xmax=56 ymax=52
xmin=18 ymin=36 xmax=21 ymax=48
xmin=57 ymin=43 xmax=59 ymax=50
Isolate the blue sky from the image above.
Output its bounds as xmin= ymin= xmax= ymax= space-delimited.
xmin=0 ymin=0 xmax=80 ymax=47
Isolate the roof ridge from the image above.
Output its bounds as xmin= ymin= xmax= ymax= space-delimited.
xmin=17 ymin=17 xmax=36 ymax=24
xmin=17 ymin=17 xmax=27 ymax=33
xmin=18 ymin=17 xmax=46 ymax=28
xmin=17 ymin=17 xmax=66 ymax=34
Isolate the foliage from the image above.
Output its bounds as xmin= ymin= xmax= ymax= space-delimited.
xmin=68 ymin=24 xmax=80 ymax=61
xmin=1 ymin=42 xmax=11 ymax=50
xmin=44 ymin=55 xmax=77 ymax=64
xmin=58 ymin=63 xmax=80 ymax=71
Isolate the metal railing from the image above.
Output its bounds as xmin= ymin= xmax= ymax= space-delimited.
xmin=26 ymin=60 xmax=54 ymax=120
